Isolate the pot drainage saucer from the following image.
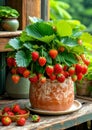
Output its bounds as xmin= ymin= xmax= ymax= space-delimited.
xmin=25 ymin=100 xmax=82 ymax=115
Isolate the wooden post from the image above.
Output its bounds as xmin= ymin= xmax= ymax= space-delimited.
xmin=6 ymin=0 xmax=41 ymax=29
xmin=41 ymin=0 xmax=50 ymax=20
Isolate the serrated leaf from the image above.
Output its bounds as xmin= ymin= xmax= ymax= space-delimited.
xmin=61 ymin=37 xmax=78 ymax=47
xmin=15 ymin=50 xmax=31 ymax=67
xmin=25 ymin=22 xmax=55 ymax=43
xmin=8 ymin=38 xmax=22 ymax=49
xmin=56 ymin=20 xmax=72 ymax=37
xmin=23 ymin=42 xmax=34 ymax=51
xmin=80 ymin=32 xmax=92 ymax=43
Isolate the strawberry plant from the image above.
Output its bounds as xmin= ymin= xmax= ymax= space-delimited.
xmin=6 ymin=17 xmax=92 ymax=84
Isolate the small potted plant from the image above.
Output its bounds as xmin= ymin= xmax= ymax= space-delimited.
xmin=0 ymin=6 xmax=19 ymax=31
xmin=76 ymin=52 xmax=92 ymax=96
xmin=5 ymin=17 xmax=92 ymax=111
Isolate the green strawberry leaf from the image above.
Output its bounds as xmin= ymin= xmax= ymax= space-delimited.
xmin=56 ymin=20 xmax=72 ymax=37
xmin=15 ymin=50 xmax=31 ymax=67
xmin=7 ymin=38 xmax=22 ymax=50
xmin=25 ymin=22 xmax=55 ymax=43
xmin=80 ymin=32 xmax=92 ymax=43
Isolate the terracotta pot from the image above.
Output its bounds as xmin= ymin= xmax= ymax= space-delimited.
xmin=1 ymin=18 xmax=19 ymax=31
xmin=6 ymin=73 xmax=30 ymax=99
xmin=76 ymin=79 xmax=92 ymax=96
xmin=29 ymin=77 xmax=74 ymax=111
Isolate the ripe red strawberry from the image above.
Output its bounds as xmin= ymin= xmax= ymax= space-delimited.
xmin=7 ymin=57 xmax=15 ymax=67
xmin=72 ymin=75 xmax=77 ymax=82
xmin=63 ymin=65 xmax=68 ymax=71
xmin=12 ymin=74 xmax=20 ymax=84
xmin=1 ymin=116 xmax=12 ymax=126
xmin=82 ymin=65 xmax=88 ymax=74
xmin=23 ymin=69 xmax=30 ymax=78
xmin=50 ymin=74 xmax=56 ymax=80
xmin=77 ymin=73 xmax=83 ymax=80
xmin=40 ymin=76 xmax=46 ymax=83
xmin=84 ymin=59 xmax=90 ymax=66
xmin=38 ymin=57 xmax=46 ymax=66
xmin=17 ymin=67 xmax=26 ymax=75
xmin=45 ymin=65 xmax=54 ymax=76
xmin=68 ymin=67 xmax=75 ymax=76
xmin=7 ymin=111 xmax=14 ymax=116
xmin=31 ymin=115 xmax=40 ymax=122
xmin=63 ymin=71 xmax=69 ymax=78
xmin=54 ymin=64 xmax=63 ymax=74
xmin=32 ymin=51 xmax=39 ymax=61
xmin=3 ymin=106 xmax=11 ymax=113
xmin=18 ymin=109 xmax=27 ymax=115
xmin=12 ymin=104 xmax=20 ymax=113
xmin=17 ymin=117 xmax=26 ymax=126
xmin=75 ymin=64 xmax=83 ymax=74
xmin=29 ymin=74 xmax=38 ymax=83
xmin=57 ymin=74 xmax=65 ymax=83
xmin=49 ymin=49 xmax=58 ymax=59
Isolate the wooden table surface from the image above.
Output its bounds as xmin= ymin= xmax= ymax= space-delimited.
xmin=0 ymin=97 xmax=92 ymax=130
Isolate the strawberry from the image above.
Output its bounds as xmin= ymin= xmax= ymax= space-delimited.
xmin=31 ymin=115 xmax=40 ymax=122
xmin=63 ymin=71 xmax=69 ymax=78
xmin=57 ymin=74 xmax=65 ymax=83
xmin=82 ymin=65 xmax=88 ymax=74
xmin=29 ymin=74 xmax=38 ymax=83
xmin=54 ymin=64 xmax=63 ymax=74
xmin=40 ymin=76 xmax=46 ymax=83
xmin=7 ymin=111 xmax=14 ymax=116
xmin=17 ymin=67 xmax=26 ymax=75
xmin=63 ymin=65 xmax=68 ymax=71
xmin=32 ymin=51 xmax=39 ymax=61
xmin=12 ymin=74 xmax=20 ymax=84
xmin=38 ymin=57 xmax=46 ymax=66
xmin=2 ymin=106 xmax=11 ymax=113
xmin=83 ymin=59 xmax=90 ymax=66
xmin=77 ymin=73 xmax=83 ymax=80
xmin=72 ymin=75 xmax=77 ymax=82
xmin=12 ymin=104 xmax=20 ymax=113
xmin=50 ymin=74 xmax=56 ymax=80
xmin=49 ymin=49 xmax=58 ymax=59
xmin=17 ymin=117 xmax=26 ymax=126
xmin=18 ymin=109 xmax=27 ymax=115
xmin=58 ymin=46 xmax=65 ymax=52
xmin=1 ymin=116 xmax=12 ymax=126
xmin=23 ymin=69 xmax=30 ymax=78
xmin=45 ymin=65 xmax=54 ymax=76
xmin=68 ymin=67 xmax=75 ymax=76
xmin=75 ymin=64 xmax=83 ymax=74
xmin=6 ymin=57 xmax=14 ymax=67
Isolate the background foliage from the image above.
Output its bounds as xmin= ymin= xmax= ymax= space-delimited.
xmin=50 ymin=0 xmax=92 ymax=33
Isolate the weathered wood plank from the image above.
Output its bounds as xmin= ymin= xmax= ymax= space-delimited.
xmin=0 ymin=99 xmax=92 ymax=130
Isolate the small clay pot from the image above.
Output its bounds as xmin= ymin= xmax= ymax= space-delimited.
xmin=1 ymin=18 xmax=19 ymax=31
xmin=76 ymin=79 xmax=92 ymax=96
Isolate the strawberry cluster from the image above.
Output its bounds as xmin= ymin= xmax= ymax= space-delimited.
xmin=7 ymin=47 xmax=90 ymax=84
xmin=6 ymin=19 xmax=91 ymax=85
xmin=0 ymin=104 xmax=28 ymax=126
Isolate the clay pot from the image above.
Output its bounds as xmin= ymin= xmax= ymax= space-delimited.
xmin=29 ymin=77 xmax=74 ymax=111
xmin=76 ymin=79 xmax=92 ymax=96
xmin=1 ymin=18 xmax=19 ymax=31
xmin=6 ymin=73 xmax=30 ymax=99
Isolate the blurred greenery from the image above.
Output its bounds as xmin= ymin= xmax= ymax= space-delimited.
xmin=50 ymin=0 xmax=92 ymax=33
